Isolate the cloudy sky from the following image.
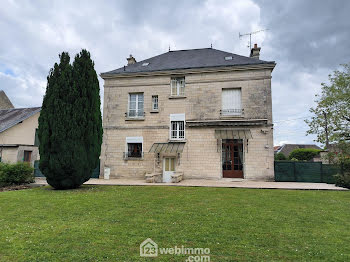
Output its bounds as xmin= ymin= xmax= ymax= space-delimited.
xmin=1 ymin=0 xmax=349 ymax=146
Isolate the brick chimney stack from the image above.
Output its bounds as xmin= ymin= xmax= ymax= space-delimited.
xmin=127 ymin=54 xmax=136 ymax=65
xmin=250 ymin=43 xmax=261 ymax=59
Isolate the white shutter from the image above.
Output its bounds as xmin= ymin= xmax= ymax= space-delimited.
xmin=222 ymin=89 xmax=242 ymax=115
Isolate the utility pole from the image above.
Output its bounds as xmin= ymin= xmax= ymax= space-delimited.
xmin=323 ymin=111 xmax=329 ymax=149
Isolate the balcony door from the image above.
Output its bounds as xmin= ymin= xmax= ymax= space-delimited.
xmin=222 ymin=139 xmax=243 ymax=178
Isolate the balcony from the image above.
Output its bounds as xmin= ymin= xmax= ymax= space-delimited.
xmin=123 ymin=152 xmax=144 ymax=160
xmin=220 ymin=108 xmax=244 ymax=117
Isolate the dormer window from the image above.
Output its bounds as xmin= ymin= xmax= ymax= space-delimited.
xmin=170 ymin=77 xmax=185 ymax=96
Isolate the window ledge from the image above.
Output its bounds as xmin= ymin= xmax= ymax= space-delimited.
xmin=125 ymin=117 xmax=145 ymax=121
xmin=150 ymin=110 xmax=159 ymax=113
xmin=220 ymin=115 xmax=244 ymax=119
xmin=168 ymin=95 xmax=187 ymax=99
xmin=124 ymin=157 xmax=144 ymax=161
xmin=168 ymin=139 xmax=187 ymax=143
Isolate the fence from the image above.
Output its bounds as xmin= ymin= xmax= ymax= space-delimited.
xmin=34 ymin=160 xmax=100 ymax=179
xmin=274 ymin=161 xmax=340 ymax=183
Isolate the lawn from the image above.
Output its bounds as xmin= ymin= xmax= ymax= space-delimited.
xmin=0 ymin=186 xmax=349 ymax=261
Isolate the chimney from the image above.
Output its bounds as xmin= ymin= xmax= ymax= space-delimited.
xmin=127 ymin=54 xmax=136 ymax=65
xmin=250 ymin=43 xmax=261 ymax=59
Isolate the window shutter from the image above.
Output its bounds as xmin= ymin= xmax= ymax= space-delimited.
xmin=222 ymin=89 xmax=241 ymax=110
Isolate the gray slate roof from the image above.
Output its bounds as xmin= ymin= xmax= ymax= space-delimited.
xmin=278 ymin=144 xmax=322 ymax=157
xmin=102 ymin=48 xmax=275 ymax=76
xmin=0 ymin=107 xmax=41 ymax=133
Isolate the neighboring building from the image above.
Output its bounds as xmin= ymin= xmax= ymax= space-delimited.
xmin=0 ymin=107 xmax=41 ymax=165
xmin=274 ymin=146 xmax=281 ymax=154
xmin=276 ymin=144 xmax=321 ymax=158
xmin=100 ymin=45 xmax=276 ymax=181
xmin=0 ymin=90 xmax=14 ymax=109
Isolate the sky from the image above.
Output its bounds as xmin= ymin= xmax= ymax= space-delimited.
xmin=1 ymin=0 xmax=349 ymax=146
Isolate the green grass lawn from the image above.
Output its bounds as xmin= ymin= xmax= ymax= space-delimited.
xmin=0 ymin=186 xmax=349 ymax=261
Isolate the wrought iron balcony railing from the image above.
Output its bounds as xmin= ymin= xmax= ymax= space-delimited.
xmin=220 ymin=108 xmax=244 ymax=116
xmin=123 ymin=152 xmax=144 ymax=159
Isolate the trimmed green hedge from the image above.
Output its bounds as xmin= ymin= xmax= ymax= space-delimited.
xmin=0 ymin=162 xmax=34 ymax=187
xmin=274 ymin=152 xmax=287 ymax=160
xmin=289 ymin=148 xmax=321 ymax=161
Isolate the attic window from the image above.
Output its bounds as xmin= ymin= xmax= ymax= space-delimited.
xmin=142 ymin=62 xmax=149 ymax=66
xmin=225 ymin=56 xmax=233 ymax=60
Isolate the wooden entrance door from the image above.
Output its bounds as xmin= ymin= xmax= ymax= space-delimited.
xmin=222 ymin=139 xmax=243 ymax=178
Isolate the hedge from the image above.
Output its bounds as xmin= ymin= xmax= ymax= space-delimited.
xmin=289 ymin=148 xmax=321 ymax=161
xmin=0 ymin=162 xmax=34 ymax=187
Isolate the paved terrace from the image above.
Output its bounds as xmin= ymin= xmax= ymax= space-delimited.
xmin=34 ymin=178 xmax=348 ymax=191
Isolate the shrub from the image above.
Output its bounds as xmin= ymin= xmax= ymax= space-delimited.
xmin=334 ymin=159 xmax=350 ymax=189
xmin=335 ymin=172 xmax=350 ymax=189
xmin=289 ymin=148 xmax=321 ymax=161
xmin=274 ymin=152 xmax=287 ymax=161
xmin=0 ymin=162 xmax=34 ymax=187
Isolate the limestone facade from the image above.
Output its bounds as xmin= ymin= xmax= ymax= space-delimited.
xmin=101 ymin=65 xmax=275 ymax=180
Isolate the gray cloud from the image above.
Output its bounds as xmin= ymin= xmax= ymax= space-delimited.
xmin=0 ymin=0 xmax=348 ymax=145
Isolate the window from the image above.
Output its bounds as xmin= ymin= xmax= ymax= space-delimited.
xmin=221 ymin=88 xmax=242 ymax=116
xmin=170 ymin=77 xmax=185 ymax=96
xmin=23 ymin=151 xmax=32 ymax=162
xmin=125 ymin=137 xmax=143 ymax=159
xmin=171 ymin=121 xmax=185 ymax=140
xmin=152 ymin=95 xmax=158 ymax=110
xmin=127 ymin=143 xmax=142 ymax=158
xmin=128 ymin=93 xmax=144 ymax=118
xmin=170 ymin=114 xmax=185 ymax=140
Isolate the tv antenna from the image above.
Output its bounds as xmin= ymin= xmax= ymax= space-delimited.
xmin=239 ymin=29 xmax=268 ymax=49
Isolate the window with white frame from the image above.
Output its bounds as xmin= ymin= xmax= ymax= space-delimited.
xmin=152 ymin=95 xmax=158 ymax=110
xmin=221 ymin=88 xmax=242 ymax=116
xmin=170 ymin=77 xmax=185 ymax=96
xmin=128 ymin=93 xmax=144 ymax=117
xmin=125 ymin=137 xmax=143 ymax=159
xmin=170 ymin=114 xmax=185 ymax=140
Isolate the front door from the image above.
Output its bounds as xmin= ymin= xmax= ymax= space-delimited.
xmin=222 ymin=139 xmax=244 ymax=178
xmin=163 ymin=157 xmax=175 ymax=182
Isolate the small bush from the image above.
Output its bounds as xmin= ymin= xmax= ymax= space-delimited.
xmin=0 ymin=162 xmax=34 ymax=187
xmin=289 ymin=148 xmax=321 ymax=161
xmin=334 ymin=172 xmax=350 ymax=189
xmin=334 ymin=159 xmax=350 ymax=189
xmin=274 ymin=152 xmax=287 ymax=161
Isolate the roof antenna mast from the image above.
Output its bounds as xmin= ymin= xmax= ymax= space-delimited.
xmin=239 ymin=29 xmax=268 ymax=49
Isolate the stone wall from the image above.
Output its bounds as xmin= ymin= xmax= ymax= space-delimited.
xmin=101 ymin=67 xmax=274 ymax=180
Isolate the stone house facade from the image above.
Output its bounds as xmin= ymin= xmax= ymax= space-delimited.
xmin=100 ymin=46 xmax=276 ymax=181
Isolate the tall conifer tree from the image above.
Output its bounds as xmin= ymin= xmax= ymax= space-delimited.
xmin=38 ymin=50 xmax=102 ymax=189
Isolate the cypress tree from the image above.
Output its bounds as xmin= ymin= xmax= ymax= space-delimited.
xmin=38 ymin=50 xmax=102 ymax=189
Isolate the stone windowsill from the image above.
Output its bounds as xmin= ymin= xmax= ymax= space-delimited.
xmin=124 ymin=157 xmax=144 ymax=161
xmin=219 ymin=115 xmax=245 ymax=119
xmin=125 ymin=117 xmax=145 ymax=121
xmin=150 ymin=110 xmax=159 ymax=113
xmin=168 ymin=139 xmax=187 ymax=143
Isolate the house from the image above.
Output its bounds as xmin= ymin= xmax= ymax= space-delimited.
xmin=0 ymin=107 xmax=41 ymax=165
xmin=100 ymin=44 xmax=276 ymax=181
xmin=0 ymin=90 xmax=14 ymax=109
xmin=274 ymin=146 xmax=281 ymax=154
xmin=276 ymin=144 xmax=321 ymax=158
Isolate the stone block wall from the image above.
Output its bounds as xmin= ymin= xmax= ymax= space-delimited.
xmin=101 ymin=67 xmax=274 ymax=180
